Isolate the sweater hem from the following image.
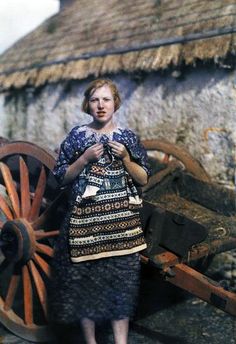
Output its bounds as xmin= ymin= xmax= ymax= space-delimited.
xmin=70 ymin=244 xmax=147 ymax=263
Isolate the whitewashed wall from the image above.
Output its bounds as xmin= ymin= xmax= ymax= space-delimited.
xmin=0 ymin=66 xmax=235 ymax=184
xmin=0 ymin=95 xmax=8 ymax=138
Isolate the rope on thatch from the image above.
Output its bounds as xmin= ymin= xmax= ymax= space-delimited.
xmin=0 ymin=32 xmax=235 ymax=90
xmin=1 ymin=25 xmax=236 ymax=76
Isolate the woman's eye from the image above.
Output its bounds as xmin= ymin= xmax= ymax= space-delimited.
xmin=89 ymin=99 xmax=96 ymax=103
xmin=104 ymin=98 xmax=111 ymax=102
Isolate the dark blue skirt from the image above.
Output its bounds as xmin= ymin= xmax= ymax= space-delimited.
xmin=49 ymin=220 xmax=141 ymax=324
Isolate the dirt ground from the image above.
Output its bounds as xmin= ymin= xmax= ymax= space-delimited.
xmin=0 ymin=259 xmax=235 ymax=344
xmin=130 ymin=265 xmax=236 ymax=344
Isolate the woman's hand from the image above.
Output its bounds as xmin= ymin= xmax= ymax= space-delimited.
xmin=82 ymin=143 xmax=104 ymax=164
xmin=108 ymin=141 xmax=129 ymax=160
xmin=108 ymin=140 xmax=148 ymax=186
xmin=61 ymin=143 xmax=103 ymax=185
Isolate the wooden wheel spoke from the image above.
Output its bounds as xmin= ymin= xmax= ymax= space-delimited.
xmin=29 ymin=166 xmax=47 ymax=222
xmin=35 ymin=230 xmax=59 ymax=240
xmin=33 ymin=253 xmax=51 ymax=278
xmin=19 ymin=157 xmax=31 ymax=219
xmin=0 ymin=141 xmax=57 ymax=341
xmin=4 ymin=272 xmax=20 ymax=311
xmin=142 ymin=139 xmax=211 ymax=182
xmin=22 ymin=265 xmax=33 ymax=325
xmin=0 ymin=194 xmax=14 ymax=220
xmin=0 ymin=259 xmax=10 ymax=274
xmin=0 ymin=219 xmax=4 ymax=229
xmin=0 ymin=162 xmax=20 ymax=218
xmin=28 ymin=260 xmax=47 ymax=319
xmin=142 ymin=160 xmax=184 ymax=193
xmin=33 ymin=190 xmax=66 ymax=229
xmin=36 ymin=243 xmax=53 ymax=257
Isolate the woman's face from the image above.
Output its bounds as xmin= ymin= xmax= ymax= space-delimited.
xmin=88 ymin=85 xmax=115 ymax=125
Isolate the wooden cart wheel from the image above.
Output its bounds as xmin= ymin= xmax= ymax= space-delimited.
xmin=141 ymin=139 xmax=211 ymax=193
xmin=0 ymin=141 xmax=60 ymax=342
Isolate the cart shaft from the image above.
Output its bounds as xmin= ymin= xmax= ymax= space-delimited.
xmin=166 ymin=263 xmax=236 ymax=316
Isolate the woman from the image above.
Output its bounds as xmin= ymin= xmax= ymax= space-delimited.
xmin=50 ymin=79 xmax=150 ymax=344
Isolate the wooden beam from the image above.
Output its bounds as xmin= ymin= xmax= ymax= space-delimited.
xmin=165 ymin=263 xmax=236 ymax=316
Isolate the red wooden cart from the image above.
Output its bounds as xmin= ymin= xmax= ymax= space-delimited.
xmin=0 ymin=138 xmax=235 ymax=342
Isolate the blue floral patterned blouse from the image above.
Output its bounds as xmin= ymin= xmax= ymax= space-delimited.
xmin=53 ymin=125 xmax=150 ymax=202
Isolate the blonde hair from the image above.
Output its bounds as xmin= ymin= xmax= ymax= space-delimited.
xmin=82 ymin=78 xmax=121 ymax=114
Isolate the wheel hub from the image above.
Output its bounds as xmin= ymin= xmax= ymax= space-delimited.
xmin=0 ymin=219 xmax=36 ymax=263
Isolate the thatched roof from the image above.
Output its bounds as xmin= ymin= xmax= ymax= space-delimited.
xmin=0 ymin=0 xmax=236 ymax=90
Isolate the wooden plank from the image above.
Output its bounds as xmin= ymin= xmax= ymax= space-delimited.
xmin=177 ymin=174 xmax=236 ymax=215
xmin=187 ymin=237 xmax=236 ymax=262
xmin=149 ymin=251 xmax=180 ymax=269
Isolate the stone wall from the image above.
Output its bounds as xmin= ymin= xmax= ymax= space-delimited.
xmin=0 ymin=65 xmax=235 ymax=185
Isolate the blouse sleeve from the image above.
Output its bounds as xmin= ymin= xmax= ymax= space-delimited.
xmin=53 ymin=129 xmax=77 ymax=185
xmin=124 ymin=129 xmax=151 ymax=176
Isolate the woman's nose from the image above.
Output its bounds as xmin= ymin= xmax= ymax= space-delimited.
xmin=98 ymin=99 xmax=104 ymax=108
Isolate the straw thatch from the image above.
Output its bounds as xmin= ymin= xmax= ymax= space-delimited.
xmin=0 ymin=0 xmax=236 ymax=90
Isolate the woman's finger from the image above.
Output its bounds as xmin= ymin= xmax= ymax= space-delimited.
xmin=92 ymin=145 xmax=103 ymax=153
xmin=108 ymin=141 xmax=124 ymax=149
xmin=94 ymin=143 xmax=104 ymax=148
xmin=112 ymin=149 xmax=122 ymax=157
xmin=108 ymin=140 xmax=118 ymax=146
